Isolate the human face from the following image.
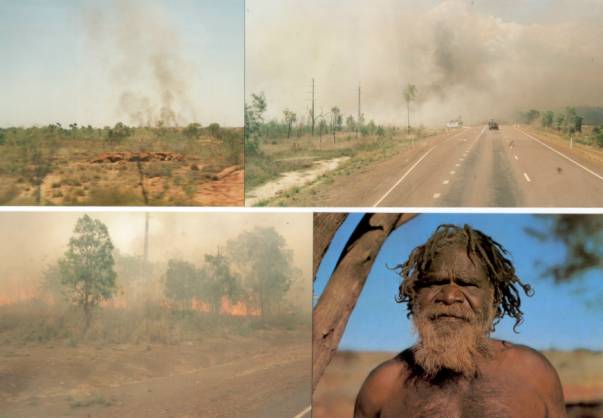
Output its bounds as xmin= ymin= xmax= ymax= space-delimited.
xmin=414 ymin=244 xmax=494 ymax=327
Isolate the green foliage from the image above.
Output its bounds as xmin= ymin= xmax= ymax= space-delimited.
xmin=283 ymin=109 xmax=297 ymax=138
xmin=245 ymin=92 xmax=267 ymax=154
xmin=593 ymin=126 xmax=603 ymax=147
xmin=330 ymin=107 xmax=342 ymax=133
xmin=526 ymin=215 xmax=603 ymax=282
xmin=58 ymin=215 xmax=117 ymax=329
xmin=541 ymin=111 xmax=554 ymax=128
xmin=555 ymin=113 xmax=565 ymax=130
xmin=202 ymin=252 xmax=241 ymax=314
xmin=227 ymin=227 xmax=296 ymax=317
xmin=519 ymin=109 xmax=540 ymax=124
xmin=183 ymin=122 xmax=202 ymax=139
xmin=108 ymin=122 xmax=132 ymax=142
xmin=207 ymin=122 xmax=221 ymax=139
xmin=164 ymin=259 xmax=201 ymax=307
xmin=564 ymin=107 xmax=582 ymax=133
xmin=346 ymin=115 xmax=356 ymax=132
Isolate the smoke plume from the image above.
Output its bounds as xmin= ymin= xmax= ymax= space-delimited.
xmin=247 ymin=0 xmax=603 ymax=125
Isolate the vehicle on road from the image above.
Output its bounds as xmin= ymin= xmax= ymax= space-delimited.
xmin=488 ymin=119 xmax=499 ymax=130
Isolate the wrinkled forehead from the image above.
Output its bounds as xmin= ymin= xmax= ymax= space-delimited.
xmin=421 ymin=244 xmax=490 ymax=282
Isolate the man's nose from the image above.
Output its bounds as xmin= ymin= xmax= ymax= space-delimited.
xmin=436 ymin=284 xmax=464 ymax=305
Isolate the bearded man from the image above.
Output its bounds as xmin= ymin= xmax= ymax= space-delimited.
xmin=354 ymin=224 xmax=567 ymax=418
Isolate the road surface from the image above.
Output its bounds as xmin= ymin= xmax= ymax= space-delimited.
xmin=309 ymin=125 xmax=603 ymax=207
xmin=1 ymin=342 xmax=310 ymax=418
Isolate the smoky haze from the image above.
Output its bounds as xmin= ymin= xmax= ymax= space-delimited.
xmin=0 ymin=212 xmax=312 ymax=311
xmin=246 ymin=0 xmax=603 ymax=126
xmin=85 ymin=0 xmax=197 ymax=127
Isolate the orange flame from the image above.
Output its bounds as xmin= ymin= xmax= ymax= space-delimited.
xmin=0 ymin=288 xmax=39 ymax=305
xmin=191 ymin=298 xmax=211 ymax=312
xmin=220 ymin=297 xmax=260 ymax=317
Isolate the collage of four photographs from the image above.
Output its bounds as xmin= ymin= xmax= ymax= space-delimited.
xmin=1 ymin=1 xmax=602 ymax=417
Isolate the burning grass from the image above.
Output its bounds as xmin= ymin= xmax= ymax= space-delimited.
xmin=0 ymin=301 xmax=306 ymax=346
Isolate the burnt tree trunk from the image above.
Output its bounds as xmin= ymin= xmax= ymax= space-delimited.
xmin=312 ymin=213 xmax=415 ymax=393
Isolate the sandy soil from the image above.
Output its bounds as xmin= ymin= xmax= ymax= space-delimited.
xmin=0 ymin=329 xmax=310 ymax=418
xmin=246 ymin=157 xmax=349 ymax=206
xmin=313 ymin=350 xmax=603 ymax=418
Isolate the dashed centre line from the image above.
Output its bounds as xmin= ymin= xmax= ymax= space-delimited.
xmin=443 ymin=180 xmax=450 ymax=185
xmin=433 ymin=193 xmax=441 ymax=199
xmin=514 ymin=155 xmax=519 ymax=160
xmin=450 ymin=171 xmax=456 ymax=175
xmin=523 ymin=172 xmax=531 ymax=182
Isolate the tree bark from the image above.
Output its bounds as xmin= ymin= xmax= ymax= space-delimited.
xmin=313 ymin=213 xmax=347 ymax=281
xmin=312 ymin=213 xmax=416 ymax=393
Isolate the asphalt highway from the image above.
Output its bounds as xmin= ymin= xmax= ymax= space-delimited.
xmin=373 ymin=125 xmax=603 ymax=207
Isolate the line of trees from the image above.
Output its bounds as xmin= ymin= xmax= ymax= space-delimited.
xmin=520 ymin=106 xmax=603 ymax=147
xmin=0 ymin=122 xmax=228 ymax=145
xmin=41 ymin=216 xmax=299 ymax=332
xmin=244 ymin=92 xmax=386 ymax=153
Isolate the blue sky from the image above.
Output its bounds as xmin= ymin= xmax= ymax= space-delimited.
xmin=315 ymin=213 xmax=603 ymax=352
xmin=0 ymin=0 xmax=243 ymax=127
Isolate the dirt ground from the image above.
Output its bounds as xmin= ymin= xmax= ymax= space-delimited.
xmin=253 ymin=130 xmax=450 ymax=206
xmin=313 ymin=350 xmax=603 ymax=418
xmin=0 ymin=328 xmax=310 ymax=418
xmin=0 ymin=134 xmax=243 ymax=206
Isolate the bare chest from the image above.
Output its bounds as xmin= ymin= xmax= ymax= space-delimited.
xmin=380 ymin=378 xmax=546 ymax=418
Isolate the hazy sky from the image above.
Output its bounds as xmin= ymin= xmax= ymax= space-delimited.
xmin=246 ymin=0 xmax=603 ymax=126
xmin=0 ymin=0 xmax=243 ymax=127
xmin=315 ymin=213 xmax=603 ymax=351
xmin=0 ymin=211 xmax=312 ymax=303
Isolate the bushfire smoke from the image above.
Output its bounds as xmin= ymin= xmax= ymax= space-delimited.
xmin=86 ymin=0 xmax=197 ymax=127
xmin=246 ymin=0 xmax=603 ymax=125
xmin=0 ymin=212 xmax=312 ymax=313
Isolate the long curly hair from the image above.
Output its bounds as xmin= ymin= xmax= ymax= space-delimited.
xmin=393 ymin=224 xmax=533 ymax=332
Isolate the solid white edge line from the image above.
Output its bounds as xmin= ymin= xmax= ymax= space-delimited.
xmin=293 ymin=405 xmax=312 ymax=418
xmin=372 ymin=129 xmax=468 ymax=207
xmin=372 ymin=146 xmax=436 ymax=207
xmin=523 ymin=173 xmax=531 ymax=182
xmin=515 ymin=126 xmax=603 ymax=181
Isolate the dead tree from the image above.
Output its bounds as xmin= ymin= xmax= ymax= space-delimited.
xmin=312 ymin=213 xmax=416 ymax=393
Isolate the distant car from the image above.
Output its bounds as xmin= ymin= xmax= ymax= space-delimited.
xmin=488 ymin=119 xmax=499 ymax=130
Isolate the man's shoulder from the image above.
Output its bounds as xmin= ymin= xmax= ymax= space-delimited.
xmin=354 ymin=351 xmax=412 ymax=417
xmin=498 ymin=341 xmax=556 ymax=373
xmin=496 ymin=341 xmax=563 ymax=392
xmin=493 ymin=340 xmax=566 ymax=416
xmin=364 ymin=352 xmax=409 ymax=387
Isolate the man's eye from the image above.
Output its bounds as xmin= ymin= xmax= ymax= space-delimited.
xmin=459 ymin=281 xmax=478 ymax=287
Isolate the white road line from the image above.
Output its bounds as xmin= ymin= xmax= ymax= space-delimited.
xmin=372 ymin=129 xmax=467 ymax=206
xmin=515 ymin=126 xmax=603 ymax=181
xmin=450 ymin=171 xmax=456 ymax=175
xmin=523 ymin=173 xmax=531 ymax=182
xmin=433 ymin=193 xmax=441 ymax=199
xmin=443 ymin=180 xmax=450 ymax=185
xmin=455 ymin=163 xmax=460 ymax=167
xmin=293 ymin=405 xmax=312 ymax=418
xmin=514 ymin=155 xmax=519 ymax=160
